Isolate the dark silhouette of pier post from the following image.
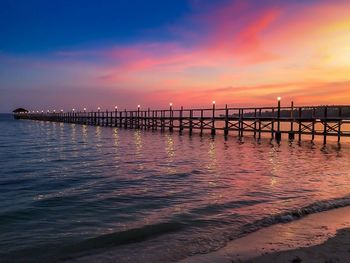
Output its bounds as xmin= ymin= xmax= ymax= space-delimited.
xmin=137 ymin=105 xmax=140 ymax=129
xmin=323 ymin=106 xmax=328 ymax=145
xmin=211 ymin=101 xmax=216 ymax=136
xmin=289 ymin=101 xmax=295 ymax=141
xmin=275 ymin=97 xmax=282 ymax=142
xmin=114 ymin=106 xmax=118 ymax=127
xmin=312 ymin=107 xmax=316 ymax=142
xmin=179 ymin=106 xmax=184 ymax=134
xmin=169 ymin=103 xmax=173 ymax=132
xmin=189 ymin=109 xmax=193 ymax=135
xmin=338 ymin=107 xmax=342 ymax=144
xmin=224 ymin=104 xmax=229 ymax=138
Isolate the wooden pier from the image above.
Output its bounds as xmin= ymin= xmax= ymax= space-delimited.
xmin=15 ymin=103 xmax=350 ymax=144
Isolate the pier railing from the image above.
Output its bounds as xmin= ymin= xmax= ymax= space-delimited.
xmin=15 ymin=104 xmax=350 ymax=144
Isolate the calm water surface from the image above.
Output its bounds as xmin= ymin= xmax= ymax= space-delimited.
xmin=1 ymin=114 xmax=350 ymax=262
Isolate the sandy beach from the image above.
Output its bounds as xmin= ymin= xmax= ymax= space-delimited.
xmin=180 ymin=206 xmax=350 ymax=263
xmin=248 ymin=228 xmax=350 ymax=262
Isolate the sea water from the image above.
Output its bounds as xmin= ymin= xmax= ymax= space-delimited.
xmin=1 ymin=114 xmax=350 ymax=262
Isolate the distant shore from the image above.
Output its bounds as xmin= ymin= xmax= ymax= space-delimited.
xmin=180 ymin=206 xmax=350 ymax=263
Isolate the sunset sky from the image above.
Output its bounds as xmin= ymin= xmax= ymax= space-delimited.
xmin=1 ymin=0 xmax=350 ymax=112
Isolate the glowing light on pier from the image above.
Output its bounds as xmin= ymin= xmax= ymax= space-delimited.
xmin=169 ymin=103 xmax=173 ymax=107
xmin=115 ymin=106 xmax=118 ymax=110
xmin=212 ymin=101 xmax=216 ymax=105
xmin=97 ymin=107 xmax=101 ymax=111
xmin=72 ymin=108 xmax=75 ymax=112
xmin=277 ymin=97 xmax=281 ymax=101
xmin=60 ymin=109 xmax=63 ymax=112
xmin=83 ymin=108 xmax=87 ymax=112
xmin=138 ymin=105 xmax=141 ymax=108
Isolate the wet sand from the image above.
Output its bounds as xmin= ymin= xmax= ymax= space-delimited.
xmin=180 ymin=206 xmax=350 ymax=263
xmin=248 ymin=228 xmax=350 ymax=262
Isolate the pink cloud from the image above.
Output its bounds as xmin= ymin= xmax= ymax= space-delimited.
xmin=85 ymin=3 xmax=286 ymax=85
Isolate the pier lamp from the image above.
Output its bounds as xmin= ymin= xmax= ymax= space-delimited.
xmin=277 ymin=97 xmax=281 ymax=109
xmin=115 ymin=106 xmax=118 ymax=119
xmin=83 ymin=107 xmax=87 ymax=112
xmin=212 ymin=100 xmax=216 ymax=105
xmin=60 ymin=109 xmax=63 ymax=112
xmin=97 ymin=107 xmax=101 ymax=111
xmin=36 ymin=111 xmax=39 ymax=113
xmin=41 ymin=110 xmax=44 ymax=113
xmin=169 ymin=102 xmax=173 ymax=107
xmin=53 ymin=110 xmax=56 ymax=113
xmin=72 ymin=108 xmax=75 ymax=112
xmin=138 ymin=105 xmax=141 ymax=109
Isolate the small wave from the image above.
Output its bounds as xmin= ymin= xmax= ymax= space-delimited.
xmin=240 ymin=195 xmax=350 ymax=236
xmin=57 ymin=221 xmax=185 ymax=261
xmin=186 ymin=199 xmax=268 ymax=216
xmin=0 ymin=221 xmax=185 ymax=263
xmin=78 ymin=221 xmax=183 ymax=248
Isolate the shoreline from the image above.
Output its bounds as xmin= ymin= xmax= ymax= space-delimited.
xmin=179 ymin=206 xmax=350 ymax=263
xmin=248 ymin=227 xmax=350 ymax=262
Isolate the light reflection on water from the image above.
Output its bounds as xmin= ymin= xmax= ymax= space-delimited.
xmin=0 ymin=114 xmax=350 ymax=262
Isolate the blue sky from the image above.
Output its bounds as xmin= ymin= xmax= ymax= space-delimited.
xmin=0 ymin=0 xmax=194 ymax=53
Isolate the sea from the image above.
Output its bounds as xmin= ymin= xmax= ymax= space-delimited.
xmin=1 ymin=113 xmax=350 ymax=262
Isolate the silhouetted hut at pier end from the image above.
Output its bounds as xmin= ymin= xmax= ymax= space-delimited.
xmin=13 ymin=108 xmax=29 ymax=119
